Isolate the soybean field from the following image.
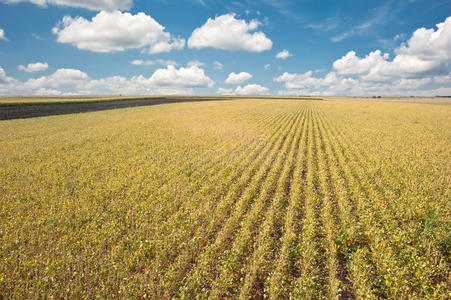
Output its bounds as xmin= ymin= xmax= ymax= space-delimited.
xmin=0 ymin=99 xmax=449 ymax=298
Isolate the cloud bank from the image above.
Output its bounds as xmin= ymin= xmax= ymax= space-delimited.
xmin=218 ymin=84 xmax=269 ymax=95
xmin=276 ymin=16 xmax=451 ymax=96
xmin=0 ymin=65 xmax=214 ymax=95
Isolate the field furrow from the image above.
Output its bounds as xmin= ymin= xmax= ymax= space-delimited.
xmin=315 ymin=108 xmax=384 ymax=298
xmin=209 ymin=106 xmax=306 ymax=299
xmin=313 ymin=108 xmax=342 ymax=299
xmin=235 ymin=107 xmax=309 ymax=299
xmin=266 ymin=109 xmax=311 ymax=299
xmin=318 ymin=108 xmax=450 ymax=298
xmin=179 ymin=107 xmax=304 ymax=298
xmin=314 ymin=108 xmax=358 ymax=298
xmin=156 ymin=109 xmax=298 ymax=296
xmin=291 ymin=106 xmax=327 ymax=299
xmin=143 ymin=110 xmax=294 ymax=289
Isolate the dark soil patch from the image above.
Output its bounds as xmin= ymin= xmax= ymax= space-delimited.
xmin=0 ymin=98 xmax=226 ymax=120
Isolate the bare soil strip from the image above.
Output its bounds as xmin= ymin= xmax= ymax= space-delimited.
xmin=0 ymin=97 xmax=228 ymax=120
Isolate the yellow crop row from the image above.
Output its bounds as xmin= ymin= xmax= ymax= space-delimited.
xmin=0 ymin=99 xmax=449 ymax=298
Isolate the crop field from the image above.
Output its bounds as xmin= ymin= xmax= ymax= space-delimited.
xmin=0 ymin=99 xmax=450 ymax=298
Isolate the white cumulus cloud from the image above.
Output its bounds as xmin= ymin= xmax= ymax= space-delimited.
xmin=188 ymin=13 xmax=272 ymax=52
xmin=396 ymin=17 xmax=451 ymax=63
xmin=225 ymin=71 xmax=252 ymax=84
xmin=333 ymin=50 xmax=389 ymax=76
xmin=274 ymin=71 xmax=319 ymax=89
xmin=18 ymin=62 xmax=49 ymax=73
xmin=26 ymin=68 xmax=89 ymax=89
xmin=234 ymin=84 xmax=268 ymax=95
xmin=3 ymin=0 xmax=132 ymax=11
xmin=0 ymin=28 xmax=6 ymax=41
xmin=276 ymin=49 xmax=292 ymax=60
xmin=52 ymin=10 xmax=185 ymax=54
xmin=147 ymin=65 xmax=214 ymax=88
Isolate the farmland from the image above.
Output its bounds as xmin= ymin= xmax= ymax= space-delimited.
xmin=0 ymin=99 xmax=450 ymax=298
xmin=0 ymin=96 xmax=319 ymax=120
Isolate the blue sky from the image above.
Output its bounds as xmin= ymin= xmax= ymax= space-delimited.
xmin=0 ymin=0 xmax=450 ymax=96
